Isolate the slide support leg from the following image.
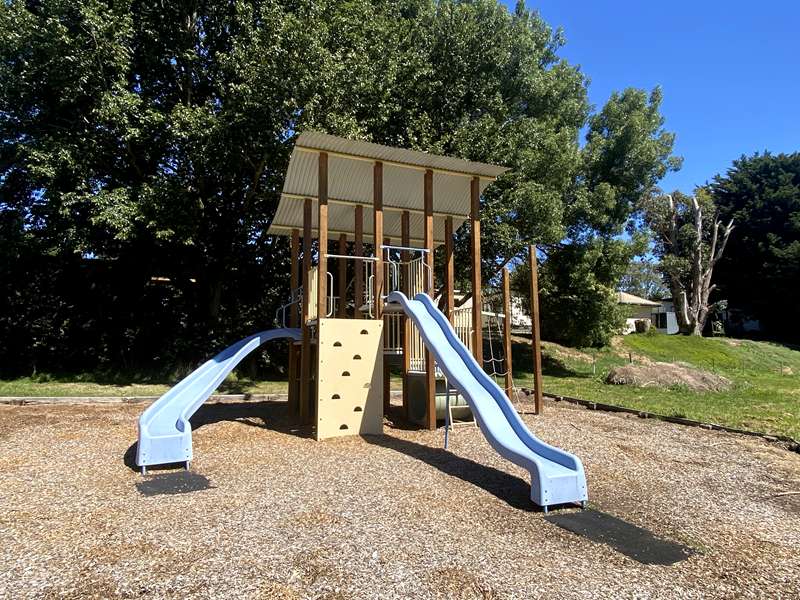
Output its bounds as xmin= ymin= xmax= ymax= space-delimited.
xmin=444 ymin=383 xmax=451 ymax=450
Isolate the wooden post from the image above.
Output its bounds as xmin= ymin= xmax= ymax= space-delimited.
xmin=317 ymin=152 xmax=329 ymax=320
xmin=401 ymin=210 xmax=411 ymax=419
xmin=337 ymin=233 xmax=347 ymax=318
xmin=502 ymin=267 xmax=514 ymax=401
xmin=288 ymin=229 xmax=300 ymax=416
xmin=373 ymin=162 xmax=384 ymax=320
xmin=354 ymin=205 xmax=364 ymax=319
xmin=424 ymin=169 xmax=436 ymax=430
xmin=300 ymin=198 xmax=313 ymax=425
xmin=444 ymin=215 xmax=455 ymax=322
xmin=290 ymin=228 xmax=300 ymax=316
xmin=384 ymin=236 xmax=391 ymax=297
xmin=529 ymin=244 xmax=544 ymax=414
xmin=470 ymin=176 xmax=483 ymax=367
xmin=383 ymin=234 xmax=391 ymax=415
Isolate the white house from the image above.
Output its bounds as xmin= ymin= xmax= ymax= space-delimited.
xmin=510 ymin=296 xmax=532 ymax=330
xmin=617 ymin=292 xmax=678 ymax=334
xmin=651 ymin=298 xmax=679 ymax=334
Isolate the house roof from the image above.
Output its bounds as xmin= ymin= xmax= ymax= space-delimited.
xmin=617 ymin=291 xmax=660 ymax=307
xmin=267 ymin=132 xmax=509 ymax=245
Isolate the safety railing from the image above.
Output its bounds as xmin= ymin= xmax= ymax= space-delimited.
xmin=452 ymin=305 xmax=473 ymax=353
xmin=382 ymin=245 xmax=430 ymax=368
xmin=382 ymin=245 xmax=432 ymax=299
xmin=383 ymin=312 xmax=403 ymax=354
xmin=275 ymin=287 xmax=303 ymax=328
xmin=325 ymin=254 xmax=377 ymax=318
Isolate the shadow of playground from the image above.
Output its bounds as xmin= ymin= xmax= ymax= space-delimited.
xmin=362 ymin=433 xmax=536 ymax=512
xmin=126 ymin=400 xmax=534 ymax=512
xmin=123 ymin=400 xmax=693 ymax=564
xmin=124 ymin=400 xmax=533 ymax=512
xmin=123 ymin=400 xmax=311 ymax=472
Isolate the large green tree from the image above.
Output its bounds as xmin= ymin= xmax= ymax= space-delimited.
xmin=510 ymin=87 xmax=679 ymax=347
xmin=533 ymin=87 xmax=679 ymax=346
xmin=0 ymin=0 xmax=678 ymax=373
xmin=710 ymin=152 xmax=800 ymax=340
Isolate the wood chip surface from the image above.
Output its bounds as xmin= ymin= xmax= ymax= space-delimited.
xmin=1 ymin=398 xmax=798 ymax=598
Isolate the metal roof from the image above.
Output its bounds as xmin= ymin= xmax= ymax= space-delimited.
xmin=617 ymin=292 xmax=661 ymax=307
xmin=267 ymin=132 xmax=508 ymax=244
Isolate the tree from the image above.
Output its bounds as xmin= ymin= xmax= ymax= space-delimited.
xmin=513 ymin=239 xmax=633 ymax=347
xmin=642 ymin=190 xmax=734 ymax=335
xmin=535 ymin=87 xmax=679 ymax=346
xmin=619 ymin=259 xmax=669 ymax=300
xmin=710 ymin=152 xmax=800 ymax=341
xmin=0 ymin=0 xmax=679 ymax=373
xmin=1 ymin=0 xmax=334 ymax=372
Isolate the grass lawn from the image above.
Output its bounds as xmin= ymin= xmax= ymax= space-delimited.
xmin=512 ymin=334 xmax=800 ymax=440
xmin=0 ymin=372 xmax=288 ymax=397
xmin=3 ymin=333 xmax=798 ymax=441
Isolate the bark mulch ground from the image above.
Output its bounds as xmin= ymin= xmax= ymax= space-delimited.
xmin=1 ymin=397 xmax=798 ymax=599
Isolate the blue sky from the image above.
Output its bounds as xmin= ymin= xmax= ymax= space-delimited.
xmin=509 ymin=1 xmax=800 ymax=192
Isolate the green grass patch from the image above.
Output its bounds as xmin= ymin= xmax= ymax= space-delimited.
xmin=512 ymin=334 xmax=800 ymax=440
xmin=3 ymin=332 xmax=798 ymax=441
xmin=0 ymin=371 xmax=288 ymax=397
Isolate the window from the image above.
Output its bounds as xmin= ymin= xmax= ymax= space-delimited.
xmin=653 ymin=312 xmax=668 ymax=329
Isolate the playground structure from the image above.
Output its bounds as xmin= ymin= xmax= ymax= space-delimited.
xmin=137 ymin=132 xmax=586 ymax=510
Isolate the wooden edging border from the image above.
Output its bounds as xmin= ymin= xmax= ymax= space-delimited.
xmin=519 ymin=388 xmax=800 ymax=455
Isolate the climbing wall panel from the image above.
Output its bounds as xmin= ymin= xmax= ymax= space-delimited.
xmin=316 ymin=319 xmax=384 ymax=440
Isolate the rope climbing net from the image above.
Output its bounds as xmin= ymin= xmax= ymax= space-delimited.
xmin=481 ymin=290 xmax=523 ymax=404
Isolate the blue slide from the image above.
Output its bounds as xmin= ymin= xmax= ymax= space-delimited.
xmin=136 ymin=328 xmax=301 ymax=472
xmin=389 ymin=292 xmax=588 ymax=510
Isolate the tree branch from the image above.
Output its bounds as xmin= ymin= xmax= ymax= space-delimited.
xmin=453 ymin=252 xmax=520 ymax=308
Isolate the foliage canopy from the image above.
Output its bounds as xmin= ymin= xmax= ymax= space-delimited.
xmin=710 ymin=152 xmax=800 ymax=340
xmin=0 ymin=0 xmax=678 ymax=374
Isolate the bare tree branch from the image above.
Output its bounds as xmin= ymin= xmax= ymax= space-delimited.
xmin=657 ymin=194 xmax=734 ymax=335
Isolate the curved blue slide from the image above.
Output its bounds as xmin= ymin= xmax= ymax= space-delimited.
xmin=136 ymin=328 xmax=301 ymax=472
xmin=389 ymin=292 xmax=588 ymax=510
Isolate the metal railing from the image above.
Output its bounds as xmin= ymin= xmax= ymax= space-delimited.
xmin=275 ymin=287 xmax=303 ymax=328
xmin=324 ymin=254 xmax=377 ymax=318
xmin=382 ymin=245 xmax=432 ymax=298
xmin=381 ymin=245 xmax=431 ymax=366
xmin=307 ymin=254 xmax=378 ymax=319
xmin=452 ymin=305 xmax=473 ymax=352
xmin=383 ymin=312 xmax=403 ymax=354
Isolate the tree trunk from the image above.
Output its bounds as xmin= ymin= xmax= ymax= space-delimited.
xmin=202 ymin=263 xmax=224 ymax=323
xmin=661 ymin=194 xmax=734 ymax=336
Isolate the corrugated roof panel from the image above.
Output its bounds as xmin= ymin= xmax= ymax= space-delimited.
xmin=270 ymin=132 xmax=505 ymax=243
xmin=432 ymin=170 xmax=471 ymax=216
xmin=382 ymin=164 xmax=425 ymax=211
xmin=296 ymin=131 xmax=508 ymax=178
xmin=281 ymin=148 xmax=317 ymax=198
xmin=329 ymin=154 xmax=372 ymax=204
xmin=268 ymin=196 xmax=467 ymax=246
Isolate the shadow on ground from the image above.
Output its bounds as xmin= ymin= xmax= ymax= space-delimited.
xmin=123 ymin=400 xmax=311 ymax=473
xmin=135 ymin=471 xmax=215 ymax=496
xmin=546 ymin=509 xmax=694 ymax=565
xmin=123 ymin=400 xmax=694 ymax=563
xmin=363 ymin=433 xmax=535 ymax=512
